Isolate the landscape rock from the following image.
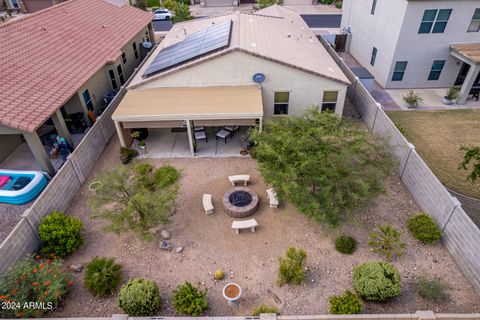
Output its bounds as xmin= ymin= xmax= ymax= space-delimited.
xmin=70 ymin=264 xmax=83 ymax=272
xmin=176 ymin=246 xmax=184 ymax=253
xmin=161 ymin=230 xmax=171 ymax=239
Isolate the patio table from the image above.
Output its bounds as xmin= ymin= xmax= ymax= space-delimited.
xmin=216 ymin=129 xmax=231 ymax=143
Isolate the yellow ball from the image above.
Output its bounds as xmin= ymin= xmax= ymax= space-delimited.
xmin=214 ymin=269 xmax=224 ymax=280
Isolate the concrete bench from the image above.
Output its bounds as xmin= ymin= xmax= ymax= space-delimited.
xmin=228 ymin=175 xmax=250 ymax=186
xmin=203 ymin=194 xmax=214 ymax=215
xmin=266 ymin=188 xmax=279 ymax=208
xmin=231 ymin=219 xmax=258 ymax=234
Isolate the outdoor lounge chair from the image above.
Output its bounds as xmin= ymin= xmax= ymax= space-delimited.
xmin=224 ymin=125 xmax=239 ymax=136
xmin=216 ymin=129 xmax=231 ymax=143
xmin=195 ymin=130 xmax=207 ymax=142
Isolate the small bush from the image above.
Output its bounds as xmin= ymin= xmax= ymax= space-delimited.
xmin=118 ymin=278 xmax=161 ymax=316
xmin=368 ymin=225 xmax=406 ymax=260
xmin=402 ymin=90 xmax=423 ymax=107
xmin=418 ymin=277 xmax=448 ymax=302
xmin=335 ymin=235 xmax=357 ymax=254
xmin=395 ymin=122 xmax=406 ymax=134
xmin=84 ymin=257 xmax=122 ymax=297
xmin=277 ymin=247 xmax=307 ymax=286
xmin=120 ymin=147 xmax=138 ymax=164
xmin=252 ymin=305 xmax=280 ymax=316
xmin=38 ymin=211 xmax=83 ymax=258
xmin=172 ymin=282 xmax=208 ymax=316
xmin=0 ymin=256 xmax=73 ymax=317
xmin=335 ymin=1 xmax=342 ymax=9
xmin=407 ymin=213 xmax=442 ymax=244
xmin=353 ymin=261 xmax=401 ymax=302
xmin=329 ymin=290 xmax=362 ymax=314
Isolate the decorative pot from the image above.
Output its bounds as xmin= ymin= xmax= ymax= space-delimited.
xmin=222 ymin=283 xmax=242 ymax=306
xmin=443 ymin=96 xmax=454 ymax=105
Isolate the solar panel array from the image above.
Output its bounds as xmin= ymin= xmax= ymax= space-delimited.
xmin=143 ymin=20 xmax=232 ymax=77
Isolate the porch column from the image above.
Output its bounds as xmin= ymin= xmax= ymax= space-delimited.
xmin=77 ymin=91 xmax=93 ymax=127
xmin=51 ymin=109 xmax=74 ymax=148
xmin=115 ymin=121 xmax=126 ymax=148
xmin=457 ymin=64 xmax=480 ymax=105
xmin=186 ymin=120 xmax=195 ymax=156
xmin=258 ymin=117 xmax=263 ymax=132
xmin=23 ymin=131 xmax=55 ymax=176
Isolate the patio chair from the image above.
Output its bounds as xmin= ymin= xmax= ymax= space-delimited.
xmin=194 ymin=126 xmax=205 ymax=132
xmin=216 ymin=129 xmax=231 ymax=143
xmin=224 ymin=125 xmax=239 ymax=137
xmin=194 ymin=130 xmax=208 ymax=142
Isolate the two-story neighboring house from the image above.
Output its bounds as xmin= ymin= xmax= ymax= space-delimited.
xmin=341 ymin=0 xmax=480 ymax=104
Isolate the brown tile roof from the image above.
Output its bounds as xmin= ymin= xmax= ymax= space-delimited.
xmin=451 ymin=43 xmax=480 ymax=64
xmin=0 ymin=0 xmax=152 ymax=132
xmin=129 ymin=5 xmax=349 ymax=88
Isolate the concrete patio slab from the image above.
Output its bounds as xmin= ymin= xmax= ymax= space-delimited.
xmin=386 ymin=88 xmax=480 ymax=110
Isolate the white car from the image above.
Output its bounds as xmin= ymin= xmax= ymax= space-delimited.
xmin=153 ymin=8 xmax=174 ymax=21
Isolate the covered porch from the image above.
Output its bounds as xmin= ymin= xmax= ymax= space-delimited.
xmin=450 ymin=43 xmax=480 ymax=105
xmin=112 ymin=85 xmax=264 ymax=157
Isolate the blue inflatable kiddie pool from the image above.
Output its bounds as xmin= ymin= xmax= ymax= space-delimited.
xmin=0 ymin=170 xmax=48 ymax=205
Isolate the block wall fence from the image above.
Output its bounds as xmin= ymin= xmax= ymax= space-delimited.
xmin=318 ymin=36 xmax=480 ymax=294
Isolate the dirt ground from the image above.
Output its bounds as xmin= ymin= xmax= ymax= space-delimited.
xmin=52 ymin=138 xmax=480 ymax=317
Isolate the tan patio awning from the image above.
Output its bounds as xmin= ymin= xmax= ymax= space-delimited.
xmin=451 ymin=43 xmax=480 ymax=64
xmin=112 ymin=85 xmax=264 ymax=123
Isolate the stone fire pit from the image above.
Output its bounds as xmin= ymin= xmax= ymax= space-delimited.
xmin=222 ymin=187 xmax=259 ymax=218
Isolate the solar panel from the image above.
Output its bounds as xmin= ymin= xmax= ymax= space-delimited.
xmin=143 ymin=20 xmax=232 ymax=77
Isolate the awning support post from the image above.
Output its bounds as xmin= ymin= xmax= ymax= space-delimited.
xmin=186 ymin=120 xmax=195 ymax=156
xmin=23 ymin=131 xmax=55 ymax=176
xmin=115 ymin=121 xmax=126 ymax=148
xmin=258 ymin=117 xmax=263 ymax=133
xmin=457 ymin=64 xmax=480 ymax=105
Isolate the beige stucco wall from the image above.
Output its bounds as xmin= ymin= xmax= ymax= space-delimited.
xmin=387 ymin=0 xmax=480 ymax=89
xmin=341 ymin=0 xmax=408 ymax=88
xmin=139 ymin=51 xmax=348 ymax=117
xmin=0 ymin=133 xmax=23 ymax=163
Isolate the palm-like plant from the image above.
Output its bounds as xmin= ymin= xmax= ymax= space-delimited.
xmin=368 ymin=225 xmax=406 ymax=260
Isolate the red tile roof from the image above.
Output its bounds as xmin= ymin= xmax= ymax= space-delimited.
xmin=0 ymin=0 xmax=152 ymax=132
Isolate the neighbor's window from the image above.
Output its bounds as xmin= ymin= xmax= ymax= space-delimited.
xmin=82 ymin=89 xmax=94 ymax=110
xmin=322 ymin=91 xmax=338 ymax=111
xmin=418 ymin=9 xmax=452 ymax=34
xmin=428 ymin=60 xmax=445 ymax=81
xmin=116 ymin=65 xmax=125 ymax=85
xmin=467 ymin=8 xmax=480 ymax=32
xmin=121 ymin=52 xmax=127 ymax=64
xmin=133 ymin=42 xmax=139 ymax=59
xmin=371 ymin=0 xmax=377 ymax=15
xmin=11 ymin=0 xmax=19 ymax=8
xmin=274 ymin=92 xmax=289 ymax=115
xmin=392 ymin=61 xmax=407 ymax=81
xmin=370 ymin=47 xmax=377 ymax=66
xmin=108 ymin=69 xmax=118 ymax=90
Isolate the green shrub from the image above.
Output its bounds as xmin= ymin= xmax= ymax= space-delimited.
xmin=353 ymin=261 xmax=401 ymax=302
xmin=172 ymin=282 xmax=208 ymax=316
xmin=0 ymin=256 xmax=73 ymax=318
xmin=38 ymin=211 xmax=83 ymax=258
xmin=402 ymin=90 xmax=423 ymax=108
xmin=335 ymin=235 xmax=357 ymax=254
xmin=120 ymin=147 xmax=138 ymax=164
xmin=252 ymin=305 xmax=280 ymax=316
xmin=329 ymin=290 xmax=362 ymax=314
xmin=146 ymin=0 xmax=159 ymax=7
xmin=277 ymin=247 xmax=307 ymax=286
xmin=335 ymin=1 xmax=342 ymax=9
xmin=395 ymin=122 xmax=406 ymax=134
xmin=418 ymin=277 xmax=448 ymax=302
xmin=154 ymin=165 xmax=181 ymax=187
xmin=407 ymin=213 xmax=442 ymax=244
xmin=320 ymin=0 xmax=334 ymax=4
xmin=84 ymin=257 xmax=122 ymax=297
xmin=368 ymin=225 xmax=406 ymax=260
xmin=118 ymin=278 xmax=161 ymax=316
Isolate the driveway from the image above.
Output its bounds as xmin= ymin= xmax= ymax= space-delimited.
xmin=152 ymin=19 xmax=173 ymax=32
xmin=301 ymin=14 xmax=341 ymax=28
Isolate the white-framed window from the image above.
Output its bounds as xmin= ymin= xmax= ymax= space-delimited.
xmin=392 ymin=61 xmax=407 ymax=81
xmin=108 ymin=69 xmax=118 ymax=90
xmin=370 ymin=47 xmax=377 ymax=66
xmin=82 ymin=89 xmax=94 ymax=110
xmin=273 ymin=92 xmax=289 ymax=115
xmin=121 ymin=52 xmax=127 ymax=64
xmin=133 ymin=42 xmax=139 ymax=59
xmin=418 ymin=9 xmax=452 ymax=34
xmin=321 ymin=91 xmax=338 ymax=111
xmin=116 ymin=65 xmax=125 ymax=85
xmin=370 ymin=0 xmax=377 ymax=15
xmin=10 ymin=0 xmax=20 ymax=8
xmin=428 ymin=60 xmax=445 ymax=81
xmin=467 ymin=8 xmax=480 ymax=32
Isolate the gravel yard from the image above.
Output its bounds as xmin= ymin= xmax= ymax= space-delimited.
xmin=0 ymin=203 xmax=29 ymax=243
xmin=52 ymin=138 xmax=480 ymax=317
